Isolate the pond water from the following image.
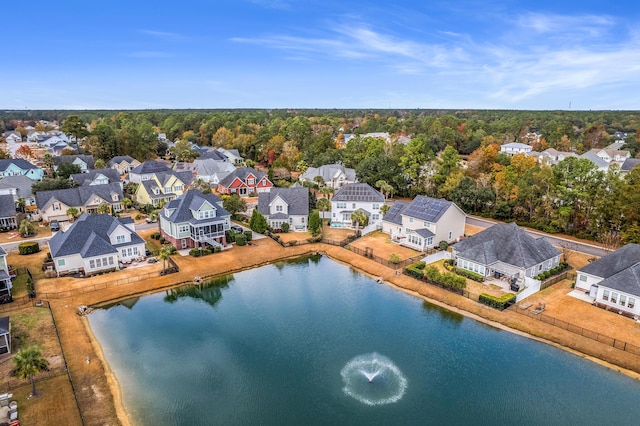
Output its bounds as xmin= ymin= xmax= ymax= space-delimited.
xmin=88 ymin=255 xmax=640 ymax=425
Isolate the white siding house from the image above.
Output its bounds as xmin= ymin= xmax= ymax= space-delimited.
xmin=330 ymin=183 xmax=385 ymax=229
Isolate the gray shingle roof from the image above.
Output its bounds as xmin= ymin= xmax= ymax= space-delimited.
xmin=579 ymin=151 xmax=609 ymax=169
xmin=53 ymin=155 xmax=95 ymax=169
xmin=0 ymin=159 xmax=40 ymax=173
xmin=219 ymin=167 xmax=266 ymax=187
xmin=621 ymin=158 xmax=640 ymax=172
xmin=382 ymin=201 xmax=408 ymax=225
xmin=48 ymin=213 xmax=144 ymax=258
xmin=579 ymin=244 xmax=640 ymax=279
xmin=257 ymin=188 xmax=309 ymax=217
xmin=161 ymin=190 xmax=230 ymax=225
xmin=70 ymin=169 xmax=121 ymax=186
xmin=412 ymin=228 xmax=435 ymax=238
xmin=0 ymin=175 xmax=35 ymax=200
xmin=454 ymin=222 xmax=560 ymax=269
xmin=107 ymin=156 xmax=137 ymax=166
xmin=36 ymin=182 xmax=123 ymax=211
xmin=595 ymin=263 xmax=640 ymax=297
xmin=300 ymin=164 xmax=356 ymax=183
xmin=332 ymin=183 xmax=384 ymax=203
xmin=0 ymin=195 xmax=15 ymax=219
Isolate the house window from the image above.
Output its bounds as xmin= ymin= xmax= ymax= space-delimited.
xmin=619 ymin=295 xmax=627 ymax=306
xmin=603 ymin=290 xmax=609 ymax=301
xmin=301 ymin=217 xmax=304 ymax=223
xmin=332 ymin=213 xmax=336 ymax=218
xmin=53 ymin=203 xmax=61 ymax=211
xmin=276 ymin=205 xmax=283 ymax=212
xmin=336 ymin=202 xmax=346 ymax=209
xmin=611 ymin=292 xmax=618 ymax=304
xmin=179 ymin=224 xmax=190 ymax=233
xmin=121 ymin=249 xmax=127 ymax=257
xmin=426 ymin=237 xmax=433 ymax=246
xmin=116 ymin=235 xmax=125 ymax=244
xmin=58 ymin=259 xmax=65 ymax=266
xmin=423 ymin=221 xmax=431 ymax=227
xmin=90 ymin=260 xmax=95 ymax=268
xmin=247 ymin=179 xmax=254 ymax=185
xmin=182 ymin=239 xmax=187 ymax=248
xmin=372 ymin=214 xmax=379 ymax=221
xmin=628 ymin=298 xmax=635 ymax=309
xmin=175 ymin=185 xmax=183 ymax=191
xmin=448 ymin=231 xmax=452 ymax=240
xmin=373 ymin=203 xmax=379 ymax=209
xmin=409 ymin=218 xmax=413 ymax=223
xmin=352 ymin=203 xmax=356 ymax=209
xmin=579 ymin=275 xmax=587 ymax=282
xmin=108 ymin=257 xmax=114 ymax=265
xmin=538 ymin=264 xmax=543 ymax=271
xmin=165 ymin=186 xmax=171 ymax=193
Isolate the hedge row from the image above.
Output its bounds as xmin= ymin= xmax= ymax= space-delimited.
xmin=478 ymin=293 xmax=516 ymax=310
xmin=189 ymin=246 xmax=222 ymax=257
xmin=454 ymin=267 xmax=485 ymax=282
xmin=19 ymin=241 xmax=40 ymax=255
xmin=534 ymin=262 xmax=569 ymax=281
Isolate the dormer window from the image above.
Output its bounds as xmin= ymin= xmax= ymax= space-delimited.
xmin=276 ymin=205 xmax=283 ymax=212
xmin=112 ymin=194 xmax=119 ymax=201
xmin=247 ymin=178 xmax=255 ymax=185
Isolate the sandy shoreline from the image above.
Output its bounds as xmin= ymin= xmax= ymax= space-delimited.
xmin=70 ymin=244 xmax=640 ymax=425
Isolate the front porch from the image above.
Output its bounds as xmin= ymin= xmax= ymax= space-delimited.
xmin=0 ymin=217 xmax=17 ymax=229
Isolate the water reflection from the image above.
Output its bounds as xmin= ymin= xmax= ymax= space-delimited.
xmin=163 ymin=276 xmax=234 ymax=308
xmin=422 ymin=300 xmax=464 ymax=327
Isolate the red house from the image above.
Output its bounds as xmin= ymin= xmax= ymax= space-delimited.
xmin=217 ymin=167 xmax=273 ymax=197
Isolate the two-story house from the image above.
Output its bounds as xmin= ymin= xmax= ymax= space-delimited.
xmin=452 ymin=222 xmax=561 ymax=285
xmin=574 ymin=244 xmax=640 ymax=318
xmin=0 ymin=195 xmax=18 ymax=230
xmin=36 ymin=182 xmax=124 ymax=223
xmin=71 ymin=168 xmax=123 ymax=189
xmin=135 ymin=171 xmax=193 ymax=207
xmin=127 ymin=160 xmax=172 ymax=183
xmin=0 ymin=159 xmax=44 ymax=180
xmin=0 ymin=246 xmax=13 ymax=301
xmin=107 ymin=156 xmax=141 ymax=176
xmin=299 ymin=164 xmax=357 ymax=189
xmin=173 ymin=158 xmax=236 ymax=184
xmin=382 ymin=196 xmax=466 ymax=251
xmin=159 ymin=190 xmax=231 ymax=250
xmin=0 ymin=175 xmax=37 ymax=207
xmin=500 ymin=142 xmax=532 ymax=155
xmin=217 ymin=167 xmax=273 ymax=197
xmin=53 ymin=155 xmax=95 ymax=173
xmin=330 ymin=183 xmax=384 ymax=228
xmin=257 ymin=187 xmax=309 ymax=231
xmin=48 ymin=213 xmax=146 ymax=276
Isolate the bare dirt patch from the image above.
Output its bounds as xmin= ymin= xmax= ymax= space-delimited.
xmin=350 ymin=231 xmax=422 ymax=261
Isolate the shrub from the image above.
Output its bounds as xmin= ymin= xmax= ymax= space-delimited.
xmin=225 ymin=230 xmax=236 ymax=243
xmin=213 ymin=246 xmax=222 ymax=253
xmin=413 ymin=261 xmax=426 ymax=270
xmin=389 ymin=253 xmax=401 ymax=264
xmin=235 ymin=233 xmax=247 ymax=246
xmin=478 ymin=293 xmax=516 ymax=310
xmin=405 ymin=265 xmax=424 ymax=279
xmin=281 ymin=222 xmax=290 ymax=233
xmin=455 ymin=267 xmax=484 ymax=282
xmin=244 ymin=230 xmax=253 ymax=241
xmin=438 ymin=240 xmax=449 ymax=251
xmin=288 ymin=240 xmax=298 ymax=246
xmin=18 ymin=241 xmax=40 ymax=255
xmin=135 ymin=214 xmax=142 ymax=220
xmin=189 ymin=248 xmax=202 ymax=257
xmin=151 ymin=232 xmax=161 ymax=240
xmin=159 ymin=237 xmax=166 ymax=244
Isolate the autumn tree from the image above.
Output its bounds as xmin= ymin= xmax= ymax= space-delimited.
xmin=15 ymin=145 xmax=34 ymax=160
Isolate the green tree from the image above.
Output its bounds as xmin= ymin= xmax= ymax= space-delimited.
xmin=31 ymin=178 xmax=79 ymax=194
xmin=121 ymin=197 xmax=132 ymax=211
xmin=316 ymin=198 xmax=331 ymax=220
xmin=97 ymin=203 xmax=111 ymax=215
xmin=249 ymin=209 xmax=269 ymax=233
xmin=158 ymin=245 xmax=173 ymax=273
xmin=19 ymin=219 xmax=35 ymax=237
xmin=55 ymin=162 xmax=82 ymax=179
xmin=14 ymin=346 xmax=49 ymax=396
xmin=66 ymin=207 xmax=79 ymax=221
xmin=350 ymin=209 xmax=368 ymax=234
xmin=172 ymin=139 xmax=200 ymax=161
xmin=380 ymin=204 xmax=390 ymax=217
xmin=222 ymin=194 xmax=247 ymax=217
xmin=375 ymin=179 xmax=394 ymax=200
xmin=94 ymin=158 xmax=106 ymax=169
xmin=61 ymin=115 xmax=88 ymax=143
xmin=16 ymin=197 xmax=26 ymax=213
xmin=308 ymin=210 xmax=322 ymax=236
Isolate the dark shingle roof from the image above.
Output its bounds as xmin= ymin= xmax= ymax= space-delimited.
xmin=161 ymin=190 xmax=230 ymax=225
xmin=107 ymin=156 xmax=137 ymax=166
xmin=130 ymin=160 xmax=171 ymax=175
xmin=219 ymin=167 xmax=266 ymax=187
xmin=412 ymin=228 xmax=435 ymax=238
xmin=53 ymin=155 xmax=95 ymax=169
xmin=332 ymin=183 xmax=384 ymax=203
xmin=48 ymin=213 xmax=144 ymax=258
xmin=621 ymin=158 xmax=640 ymax=172
xmin=595 ymin=263 xmax=640 ymax=297
xmin=579 ymin=244 xmax=640 ymax=279
xmin=0 ymin=159 xmax=40 ymax=172
xmin=0 ymin=194 xmax=16 ymax=218
xmin=257 ymin=188 xmax=309 ymax=217
xmin=454 ymin=222 xmax=560 ymax=269
xmin=36 ymin=182 xmax=123 ymax=210
xmin=382 ymin=201 xmax=408 ymax=225
xmin=70 ymin=169 xmax=121 ymax=186
xmin=0 ymin=175 xmax=34 ymax=199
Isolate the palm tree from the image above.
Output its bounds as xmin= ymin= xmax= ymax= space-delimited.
xmin=158 ymin=245 xmax=173 ymax=273
xmin=66 ymin=207 xmax=79 ymax=221
xmin=16 ymin=197 xmax=26 ymax=213
xmin=350 ymin=209 xmax=368 ymax=235
xmin=121 ymin=197 xmax=132 ymax=211
xmin=375 ymin=179 xmax=394 ymax=200
xmin=316 ymin=198 xmax=331 ymax=222
xmin=97 ymin=203 xmax=111 ymax=215
xmin=19 ymin=219 xmax=35 ymax=237
xmin=319 ymin=186 xmax=333 ymax=200
xmin=14 ymin=346 xmax=49 ymax=396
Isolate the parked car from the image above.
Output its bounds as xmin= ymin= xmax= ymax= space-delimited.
xmin=50 ymin=220 xmax=60 ymax=232
xmin=230 ymin=225 xmax=244 ymax=233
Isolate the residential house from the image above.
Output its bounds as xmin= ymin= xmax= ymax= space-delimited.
xmin=159 ymin=189 xmax=231 ymax=250
xmin=71 ymin=168 xmax=123 ymax=189
xmin=574 ymin=244 xmax=640 ymax=317
xmin=590 ymin=148 xmax=630 ymax=165
xmin=0 ymin=175 xmax=37 ymax=207
xmin=128 ymin=160 xmax=172 ymax=183
xmin=38 ymin=135 xmax=74 ymax=155
xmin=135 ymin=171 xmax=193 ymax=207
xmin=217 ymin=167 xmax=273 ymax=197
xmin=527 ymin=148 xmax=577 ymax=166
xmin=257 ymin=187 xmax=309 ymax=231
xmin=53 ymin=155 xmax=95 ymax=173
xmin=36 ymin=182 xmax=124 ymax=223
xmin=579 ymin=151 xmax=611 ymax=171
xmin=48 ymin=213 xmax=146 ymax=276
xmin=0 ymin=159 xmax=44 ymax=180
xmin=0 ymin=246 xmax=13 ymax=302
xmin=2 ymin=131 xmax=21 ymax=144
xmin=621 ymin=158 xmax=640 ymax=175
xmin=500 ymin=142 xmax=532 ymax=155
xmin=382 ymin=196 xmax=466 ymax=251
xmin=452 ymin=222 xmax=561 ymax=285
xmin=0 ymin=194 xmax=18 ymax=229
xmin=0 ymin=316 xmax=10 ymax=354
xmin=108 ymin=156 xmax=141 ymax=176
xmin=330 ymin=183 xmax=384 ymax=228
xmin=299 ymin=163 xmax=357 ymax=189
xmin=173 ymin=158 xmax=236 ymax=184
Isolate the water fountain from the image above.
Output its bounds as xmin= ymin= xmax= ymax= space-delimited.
xmin=341 ymin=353 xmax=407 ymax=405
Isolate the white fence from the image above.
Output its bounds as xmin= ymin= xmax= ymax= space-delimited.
xmin=360 ymin=223 xmax=381 ymax=236
xmin=516 ymin=277 xmax=542 ymax=302
xmin=422 ymin=251 xmax=451 ymax=265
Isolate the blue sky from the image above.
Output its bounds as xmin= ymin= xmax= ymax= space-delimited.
xmin=2 ymin=0 xmax=640 ymax=110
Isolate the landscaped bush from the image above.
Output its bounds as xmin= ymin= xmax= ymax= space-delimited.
xmin=189 ymin=247 xmax=214 ymax=257
xmin=281 ymin=222 xmax=290 ymax=233
xmin=151 ymin=232 xmax=161 ymax=240
xmin=159 ymin=237 xmax=166 ymax=244
xmin=244 ymin=230 xmax=253 ymax=241
xmin=413 ymin=261 xmax=426 ymax=270
xmin=534 ymin=262 xmax=570 ymax=280
xmin=18 ymin=241 xmax=40 ymax=255
xmin=478 ymin=293 xmax=516 ymax=310
xmin=225 ymin=230 xmax=236 ymax=243
xmin=409 ymin=265 xmax=467 ymax=291
xmin=135 ymin=214 xmax=142 ymax=220
xmin=213 ymin=246 xmax=222 ymax=253
xmin=235 ymin=233 xmax=247 ymax=246
xmin=455 ymin=267 xmax=485 ymax=282
xmin=438 ymin=240 xmax=449 ymax=251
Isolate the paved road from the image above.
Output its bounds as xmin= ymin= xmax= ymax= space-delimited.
xmin=465 ymin=216 xmax=611 ymax=258
xmin=0 ymin=236 xmax=51 ymax=253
